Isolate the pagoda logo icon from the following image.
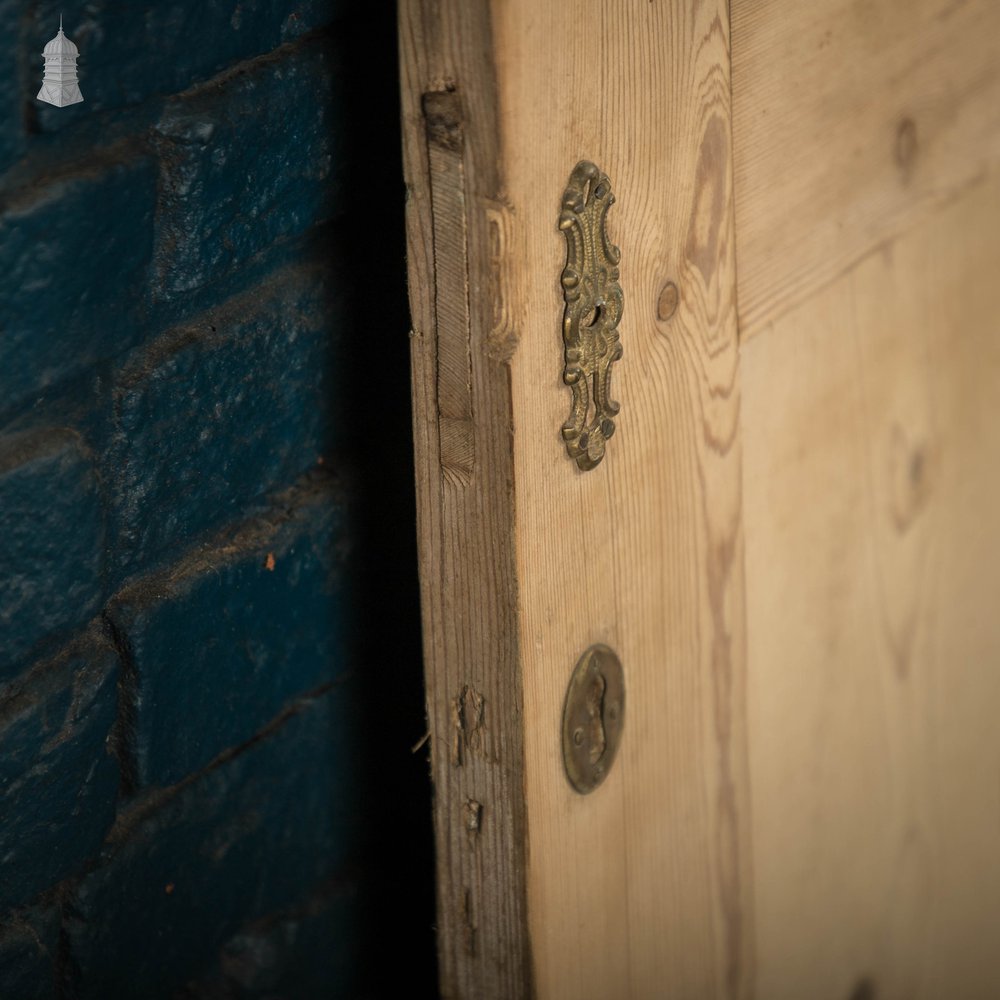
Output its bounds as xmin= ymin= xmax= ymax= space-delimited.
xmin=37 ymin=16 xmax=83 ymax=108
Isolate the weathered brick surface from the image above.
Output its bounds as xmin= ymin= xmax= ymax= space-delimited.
xmin=108 ymin=478 xmax=350 ymax=788
xmin=66 ymin=684 xmax=360 ymax=999
xmin=0 ymin=430 xmax=105 ymax=678
xmin=0 ymin=630 xmax=119 ymax=910
xmin=151 ymin=32 xmax=344 ymax=299
xmin=0 ymin=904 xmax=59 ymax=1000
xmin=181 ymin=877 xmax=361 ymax=998
xmin=0 ymin=0 xmax=25 ymax=175
xmin=106 ymin=262 xmax=342 ymax=579
xmin=0 ymin=159 xmax=156 ymax=416
xmin=30 ymin=1 xmax=343 ymax=132
xmin=0 ymin=3 xmax=428 ymax=996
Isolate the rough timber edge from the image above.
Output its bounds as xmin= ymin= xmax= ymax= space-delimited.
xmin=398 ymin=1 xmax=533 ymax=998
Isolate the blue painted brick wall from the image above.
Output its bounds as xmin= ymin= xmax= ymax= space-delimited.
xmin=66 ymin=684 xmax=362 ymax=999
xmin=106 ymin=260 xmax=342 ymax=579
xmin=32 ymin=0 xmax=345 ymax=129
xmin=0 ymin=628 xmax=119 ymax=911
xmin=0 ymin=904 xmax=59 ymax=1000
xmin=182 ymin=881 xmax=363 ymax=999
xmin=108 ymin=478 xmax=350 ymax=788
xmin=0 ymin=430 xmax=105 ymax=675
xmin=151 ymin=33 xmax=344 ymax=298
xmin=0 ymin=159 xmax=157 ymax=420
xmin=0 ymin=2 xmax=435 ymax=996
xmin=0 ymin=0 xmax=24 ymax=174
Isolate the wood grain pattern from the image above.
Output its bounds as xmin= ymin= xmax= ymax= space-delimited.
xmin=741 ymin=167 xmax=1000 ymax=1000
xmin=494 ymin=1 xmax=753 ymax=996
xmin=731 ymin=0 xmax=1000 ymax=340
xmin=399 ymin=4 xmax=531 ymax=997
xmin=401 ymin=0 xmax=753 ymax=996
xmin=404 ymin=2 xmax=1000 ymax=996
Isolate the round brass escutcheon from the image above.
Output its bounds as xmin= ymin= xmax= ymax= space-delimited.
xmin=561 ymin=644 xmax=625 ymax=794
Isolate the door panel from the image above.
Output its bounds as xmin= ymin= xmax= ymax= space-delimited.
xmin=742 ymin=170 xmax=1000 ymax=999
xmin=734 ymin=2 xmax=1000 ymax=995
xmin=731 ymin=0 xmax=1000 ymax=340
xmin=400 ymin=1 xmax=1000 ymax=996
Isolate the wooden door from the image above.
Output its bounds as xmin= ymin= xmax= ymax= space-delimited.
xmin=399 ymin=2 xmax=1000 ymax=997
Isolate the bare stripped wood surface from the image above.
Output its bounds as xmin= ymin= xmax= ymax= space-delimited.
xmin=401 ymin=0 xmax=752 ymax=996
xmin=741 ymin=167 xmax=1000 ymax=1000
xmin=399 ymin=4 xmax=531 ymax=997
xmin=731 ymin=0 xmax=1000 ymax=340
xmin=405 ymin=2 xmax=1000 ymax=996
xmin=495 ymin=2 xmax=753 ymax=997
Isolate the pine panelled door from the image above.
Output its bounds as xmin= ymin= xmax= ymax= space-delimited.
xmin=399 ymin=1 xmax=1000 ymax=997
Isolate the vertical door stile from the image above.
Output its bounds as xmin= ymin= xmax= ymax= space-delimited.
xmin=400 ymin=2 xmax=754 ymax=997
xmin=399 ymin=2 xmax=532 ymax=998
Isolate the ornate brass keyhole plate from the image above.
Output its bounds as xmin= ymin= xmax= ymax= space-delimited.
xmin=562 ymin=644 xmax=625 ymax=794
xmin=558 ymin=161 xmax=624 ymax=471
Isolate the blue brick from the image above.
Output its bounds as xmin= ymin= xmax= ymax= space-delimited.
xmin=0 ymin=630 xmax=119 ymax=910
xmin=0 ymin=430 xmax=105 ymax=677
xmin=67 ymin=684 xmax=361 ymax=999
xmin=150 ymin=33 xmax=344 ymax=299
xmin=107 ymin=483 xmax=350 ymax=788
xmin=0 ymin=0 xmax=26 ymax=176
xmin=32 ymin=1 xmax=343 ymax=133
xmin=0 ymin=159 xmax=156 ymax=413
xmin=0 ymin=904 xmax=59 ymax=1000
xmin=181 ymin=879 xmax=361 ymax=998
xmin=106 ymin=263 xmax=342 ymax=578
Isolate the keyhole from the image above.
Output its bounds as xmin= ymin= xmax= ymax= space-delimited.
xmin=585 ymin=671 xmax=607 ymax=764
xmin=562 ymin=644 xmax=624 ymax=794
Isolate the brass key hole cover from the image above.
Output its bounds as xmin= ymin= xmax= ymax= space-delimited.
xmin=558 ymin=161 xmax=624 ymax=472
xmin=562 ymin=644 xmax=625 ymax=794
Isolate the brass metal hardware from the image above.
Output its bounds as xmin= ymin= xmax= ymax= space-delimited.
xmin=558 ymin=161 xmax=624 ymax=471
xmin=562 ymin=644 xmax=625 ymax=794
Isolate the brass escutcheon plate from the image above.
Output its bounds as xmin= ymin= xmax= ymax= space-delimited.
xmin=558 ymin=161 xmax=624 ymax=471
xmin=561 ymin=644 xmax=625 ymax=794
